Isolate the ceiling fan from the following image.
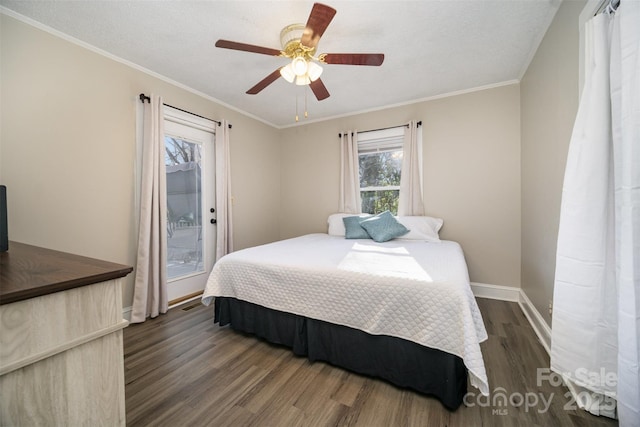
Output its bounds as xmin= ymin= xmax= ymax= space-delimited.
xmin=215 ymin=3 xmax=385 ymax=101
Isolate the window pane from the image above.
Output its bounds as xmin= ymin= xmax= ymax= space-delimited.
xmin=165 ymin=137 xmax=203 ymax=279
xmin=359 ymin=150 xmax=403 ymax=187
xmin=359 ymin=149 xmax=402 ymax=215
xmin=361 ymin=190 xmax=400 ymax=215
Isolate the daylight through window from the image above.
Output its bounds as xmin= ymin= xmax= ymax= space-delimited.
xmin=358 ymin=126 xmax=405 ymax=214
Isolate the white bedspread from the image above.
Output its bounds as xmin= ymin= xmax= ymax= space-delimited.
xmin=202 ymin=233 xmax=489 ymax=395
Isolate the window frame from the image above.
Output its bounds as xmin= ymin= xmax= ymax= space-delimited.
xmin=357 ymin=126 xmax=405 ymax=214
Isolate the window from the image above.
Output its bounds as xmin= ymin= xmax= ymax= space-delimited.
xmin=358 ymin=127 xmax=405 ymax=214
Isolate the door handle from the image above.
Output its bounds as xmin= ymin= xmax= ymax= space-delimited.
xmin=210 ymin=218 xmax=217 ymax=224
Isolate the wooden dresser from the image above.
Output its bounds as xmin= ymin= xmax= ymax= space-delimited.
xmin=0 ymin=242 xmax=133 ymax=426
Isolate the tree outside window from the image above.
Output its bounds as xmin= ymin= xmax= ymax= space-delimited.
xmin=359 ymin=149 xmax=402 ymax=214
xmin=358 ymin=126 xmax=403 ymax=216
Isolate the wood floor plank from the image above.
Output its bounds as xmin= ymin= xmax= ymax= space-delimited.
xmin=124 ymin=299 xmax=619 ymax=426
xmin=294 ymin=364 xmax=350 ymax=414
xmin=330 ymin=370 xmax=365 ymax=408
xmin=235 ymin=351 xmax=305 ymax=414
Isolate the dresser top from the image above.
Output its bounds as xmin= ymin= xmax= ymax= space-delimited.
xmin=0 ymin=242 xmax=133 ymax=305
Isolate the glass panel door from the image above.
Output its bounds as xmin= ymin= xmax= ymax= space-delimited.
xmin=163 ymin=113 xmax=215 ymax=303
xmin=165 ymin=137 xmax=204 ymax=279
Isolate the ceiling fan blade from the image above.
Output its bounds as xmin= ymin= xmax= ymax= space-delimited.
xmin=309 ymin=78 xmax=330 ymax=101
xmin=300 ymin=3 xmax=337 ymax=49
xmin=321 ymin=53 xmax=385 ymax=66
xmin=246 ymin=69 xmax=282 ymax=95
xmin=215 ymin=39 xmax=282 ymax=57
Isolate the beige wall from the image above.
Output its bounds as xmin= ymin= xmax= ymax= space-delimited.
xmin=520 ymin=0 xmax=585 ymax=326
xmin=280 ymin=84 xmax=522 ymax=287
xmin=0 ymin=15 xmax=282 ymax=309
xmin=2 ymin=10 xmax=537 ymax=309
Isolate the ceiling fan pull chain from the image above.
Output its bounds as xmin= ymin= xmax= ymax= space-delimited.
xmin=295 ymin=90 xmax=299 ymax=122
xmin=304 ymin=87 xmax=309 ymax=119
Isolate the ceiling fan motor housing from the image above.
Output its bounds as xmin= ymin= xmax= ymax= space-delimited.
xmin=280 ymin=24 xmax=317 ymax=60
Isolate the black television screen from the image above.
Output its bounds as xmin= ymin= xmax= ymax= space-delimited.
xmin=1 ymin=185 xmax=8 ymax=252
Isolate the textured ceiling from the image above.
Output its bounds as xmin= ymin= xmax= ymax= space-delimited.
xmin=0 ymin=1 xmax=560 ymax=128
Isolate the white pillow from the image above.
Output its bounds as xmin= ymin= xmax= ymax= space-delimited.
xmin=396 ymin=216 xmax=443 ymax=242
xmin=330 ymin=213 xmax=443 ymax=241
xmin=327 ymin=213 xmax=351 ymax=236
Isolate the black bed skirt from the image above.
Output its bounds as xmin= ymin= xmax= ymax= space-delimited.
xmin=214 ymin=297 xmax=467 ymax=410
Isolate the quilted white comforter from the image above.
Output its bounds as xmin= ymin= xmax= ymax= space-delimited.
xmin=202 ymin=233 xmax=489 ymax=395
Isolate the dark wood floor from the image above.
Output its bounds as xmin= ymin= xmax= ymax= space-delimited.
xmin=124 ymin=298 xmax=618 ymax=427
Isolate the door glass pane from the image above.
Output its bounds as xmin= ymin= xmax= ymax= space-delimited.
xmin=165 ymin=136 xmax=203 ymax=279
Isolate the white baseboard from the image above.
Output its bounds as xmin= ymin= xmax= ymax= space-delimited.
xmin=470 ymin=282 xmax=521 ymax=302
xmin=471 ymin=282 xmax=551 ymax=355
xmin=122 ymin=306 xmax=132 ymax=323
xmin=517 ymin=290 xmax=551 ymax=354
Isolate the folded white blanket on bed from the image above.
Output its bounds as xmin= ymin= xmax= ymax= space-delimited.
xmin=202 ymin=233 xmax=489 ymax=395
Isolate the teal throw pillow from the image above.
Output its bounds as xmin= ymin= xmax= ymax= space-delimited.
xmin=343 ymin=215 xmax=372 ymax=239
xmin=359 ymin=211 xmax=410 ymax=242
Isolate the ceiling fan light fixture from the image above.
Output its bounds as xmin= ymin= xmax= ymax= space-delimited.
xmin=292 ymin=56 xmax=308 ymax=76
xmin=296 ymin=75 xmax=311 ymax=86
xmin=307 ymin=61 xmax=323 ymax=81
xmin=280 ymin=64 xmax=295 ymax=83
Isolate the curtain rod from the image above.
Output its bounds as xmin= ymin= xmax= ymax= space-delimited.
xmin=338 ymin=121 xmax=422 ymax=138
xmin=139 ymin=93 xmax=231 ymax=128
xmin=596 ymin=0 xmax=620 ymax=15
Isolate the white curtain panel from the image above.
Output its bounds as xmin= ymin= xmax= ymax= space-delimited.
xmin=552 ymin=3 xmax=639 ymax=425
xmin=551 ymin=10 xmax=617 ymax=409
xmin=610 ymin=1 xmax=640 ymax=424
xmin=398 ymin=120 xmax=424 ymax=216
xmin=131 ymin=94 xmax=168 ymax=323
xmin=339 ymin=131 xmax=362 ymax=214
xmin=215 ymin=120 xmax=233 ymax=261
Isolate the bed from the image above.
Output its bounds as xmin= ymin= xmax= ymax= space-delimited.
xmin=202 ymin=214 xmax=489 ymax=410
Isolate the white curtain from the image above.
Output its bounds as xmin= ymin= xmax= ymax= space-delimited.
xmin=215 ymin=120 xmax=233 ymax=261
xmin=551 ymin=3 xmax=639 ymax=425
xmin=398 ymin=120 xmax=424 ymax=216
xmin=339 ymin=131 xmax=362 ymax=213
xmin=610 ymin=2 xmax=639 ymax=424
xmin=131 ymin=94 xmax=168 ymax=323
